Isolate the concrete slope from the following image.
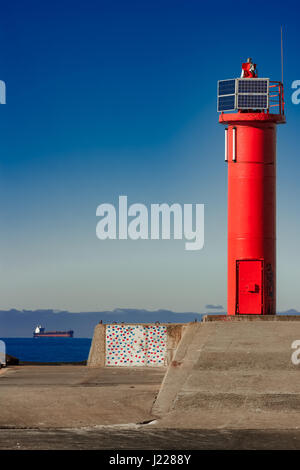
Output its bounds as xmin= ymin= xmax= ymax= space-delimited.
xmin=152 ymin=316 xmax=300 ymax=428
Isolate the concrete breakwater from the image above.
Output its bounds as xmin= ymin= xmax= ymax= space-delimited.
xmin=88 ymin=323 xmax=186 ymax=368
xmin=152 ymin=315 xmax=300 ymax=428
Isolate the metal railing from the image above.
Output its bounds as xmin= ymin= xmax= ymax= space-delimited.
xmin=269 ymin=81 xmax=285 ymax=115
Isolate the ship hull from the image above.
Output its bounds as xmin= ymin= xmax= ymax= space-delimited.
xmin=33 ymin=331 xmax=74 ymax=338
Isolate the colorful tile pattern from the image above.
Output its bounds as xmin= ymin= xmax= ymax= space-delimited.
xmin=105 ymin=325 xmax=167 ymax=367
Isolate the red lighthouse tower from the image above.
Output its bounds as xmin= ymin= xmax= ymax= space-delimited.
xmin=218 ymin=59 xmax=286 ymax=315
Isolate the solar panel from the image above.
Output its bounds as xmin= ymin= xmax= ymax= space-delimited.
xmin=237 ymin=94 xmax=268 ymax=109
xmin=217 ymin=78 xmax=269 ymax=112
xmin=218 ymin=79 xmax=236 ymax=96
xmin=238 ymin=79 xmax=269 ymax=94
xmin=217 ymin=79 xmax=236 ymax=112
xmin=218 ymin=95 xmax=236 ymax=112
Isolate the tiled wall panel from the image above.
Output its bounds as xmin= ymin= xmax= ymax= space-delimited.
xmin=105 ymin=325 xmax=167 ymax=367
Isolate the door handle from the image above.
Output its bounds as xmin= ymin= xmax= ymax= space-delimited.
xmin=247 ymin=283 xmax=259 ymax=293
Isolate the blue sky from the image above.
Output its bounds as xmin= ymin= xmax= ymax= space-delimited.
xmin=0 ymin=0 xmax=299 ymax=312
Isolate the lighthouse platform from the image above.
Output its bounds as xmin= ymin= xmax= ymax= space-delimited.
xmin=152 ymin=316 xmax=300 ymax=429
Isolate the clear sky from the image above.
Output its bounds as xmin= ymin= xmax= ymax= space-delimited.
xmin=0 ymin=0 xmax=299 ymax=312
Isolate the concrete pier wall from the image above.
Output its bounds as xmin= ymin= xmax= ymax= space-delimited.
xmin=88 ymin=323 xmax=187 ymax=368
xmin=152 ymin=315 xmax=300 ymax=428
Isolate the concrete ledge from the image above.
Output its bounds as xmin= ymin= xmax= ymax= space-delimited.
xmin=175 ymin=392 xmax=300 ymax=412
xmin=152 ymin=319 xmax=300 ymax=428
xmin=203 ymin=315 xmax=300 ymax=321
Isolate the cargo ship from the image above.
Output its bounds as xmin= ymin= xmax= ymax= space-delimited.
xmin=33 ymin=325 xmax=74 ymax=338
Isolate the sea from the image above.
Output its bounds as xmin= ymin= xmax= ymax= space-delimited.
xmin=0 ymin=338 xmax=92 ymax=363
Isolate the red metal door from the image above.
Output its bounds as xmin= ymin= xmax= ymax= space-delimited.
xmin=236 ymin=260 xmax=263 ymax=314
